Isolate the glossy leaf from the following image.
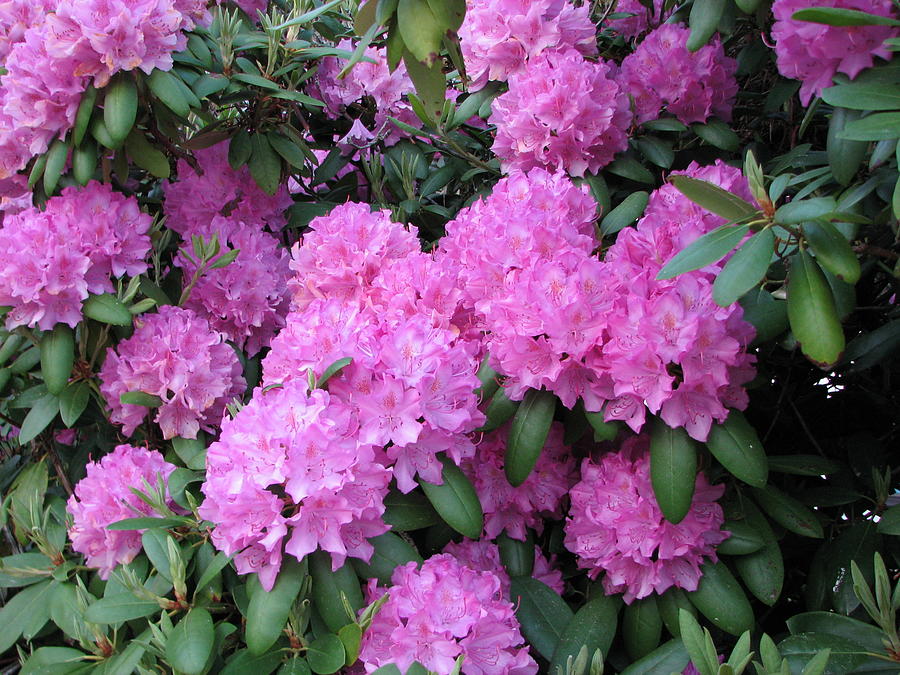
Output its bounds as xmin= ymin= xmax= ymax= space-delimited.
xmin=307 ymin=634 xmax=345 ymax=675
xmin=705 ymin=411 xmax=768 ymax=488
xmin=245 ymin=558 xmax=307 ymax=655
xmin=351 ymin=532 xmax=422 ymax=585
xmin=787 ymin=250 xmax=845 ymax=368
xmin=82 ymin=293 xmax=133 ymax=326
xmin=601 ymin=191 xmax=649 ymax=235
xmin=649 ymin=419 xmax=697 ymax=524
xmin=732 ymin=500 xmax=784 ymax=606
xmin=657 ymin=225 xmax=749 ymax=280
xmin=508 ymin=576 xmax=574 ymax=661
xmin=717 ymin=519 xmax=766 ymax=556
xmin=309 ymin=550 xmax=363 ymax=632
xmin=103 ymin=74 xmax=138 ymax=147
xmin=802 ymin=220 xmax=860 ymax=283
xmin=19 ymin=393 xmax=59 ymax=444
xmin=623 ymin=595 xmax=663 ymax=660
xmin=505 ymin=388 xmax=556 ymax=487
xmin=549 ymin=595 xmax=619 ymax=673
xmin=753 ymin=485 xmax=824 ymax=538
xmin=419 ymin=454 xmax=483 ymax=538
xmin=147 ymin=68 xmax=191 ymax=117
xmin=618 ymin=639 xmax=690 ymax=675
xmin=713 ymin=228 xmax=775 ymax=307
xmin=166 ymin=608 xmax=215 ymax=675
xmin=686 ymin=560 xmax=754 ymax=636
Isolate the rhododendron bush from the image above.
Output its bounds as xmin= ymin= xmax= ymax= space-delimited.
xmin=2 ymin=0 xmax=900 ymax=673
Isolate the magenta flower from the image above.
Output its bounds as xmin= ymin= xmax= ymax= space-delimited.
xmin=199 ymin=381 xmax=391 ymax=591
xmin=564 ymin=435 xmax=728 ymax=603
xmin=67 ymin=444 xmax=179 ymax=579
xmin=163 ymin=144 xmax=292 ymax=237
xmin=461 ymin=422 xmax=577 ymax=541
xmin=491 ymin=49 xmax=631 ymax=176
xmin=772 ymin=0 xmax=897 ymax=105
xmin=619 ymin=24 xmax=737 ymax=125
xmin=176 ymin=216 xmax=291 ymax=356
xmin=443 ymin=538 xmax=565 ymax=597
xmin=459 ymin=0 xmax=597 ymax=90
xmin=99 ymin=306 xmax=245 ymax=440
xmin=605 ymin=0 xmax=670 ymax=39
xmin=358 ymin=554 xmax=538 ymax=674
xmin=0 ymin=181 xmax=151 ymax=330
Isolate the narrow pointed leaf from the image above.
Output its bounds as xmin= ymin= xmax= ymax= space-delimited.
xmin=657 ymin=225 xmax=749 ymax=280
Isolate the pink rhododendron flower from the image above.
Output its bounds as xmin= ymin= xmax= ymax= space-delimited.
xmin=163 ymin=144 xmax=292 ymax=236
xmin=0 ymin=0 xmax=57 ymax=62
xmin=606 ymin=0 xmax=670 ymax=39
xmin=443 ymin=538 xmax=565 ymax=596
xmin=267 ymin=202 xmax=484 ymax=492
xmin=99 ymin=306 xmax=245 ymax=440
xmin=619 ymin=24 xmax=737 ymax=124
xmin=199 ymin=381 xmax=391 ymax=590
xmin=229 ymin=0 xmax=267 ymax=17
xmin=491 ymin=49 xmax=631 ymax=176
xmin=564 ymin=435 xmax=728 ymax=603
xmin=359 ymin=554 xmax=538 ymax=674
xmin=313 ymin=39 xmax=421 ymax=147
xmin=461 ymin=422 xmax=577 ymax=540
xmin=0 ymin=181 xmax=151 ymax=330
xmin=176 ymin=216 xmax=291 ymax=356
xmin=67 ymin=444 xmax=179 ymax=578
xmin=772 ymin=0 xmax=897 ymax=105
xmin=459 ymin=0 xmax=597 ymax=89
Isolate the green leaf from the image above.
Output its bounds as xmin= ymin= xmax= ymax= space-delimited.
xmin=687 ymin=0 xmax=726 ymax=51
xmin=786 ymin=612 xmax=886 ymax=654
xmin=193 ymin=73 xmax=230 ymax=98
xmin=686 ymin=560 xmax=754 ymax=636
xmin=425 ymin=0 xmax=465 ymax=31
xmin=657 ymin=587 xmax=697 ymax=638
xmin=786 ymin=250 xmax=845 ymax=368
xmin=778 ymin=633 xmax=867 ymax=674
xmin=823 ymin=81 xmax=900 ymax=110
xmin=73 ymin=85 xmax=97 ymax=146
xmin=106 ymin=516 xmax=189 ymax=530
xmin=505 ymin=388 xmax=556 ymax=487
xmin=309 ymin=550 xmax=363 ymax=633
xmin=280 ymin=658 xmax=313 ymax=675
xmin=732 ymin=499 xmax=783 ymax=606
xmin=84 ymin=593 xmax=160 ymax=624
xmin=740 ymin=289 xmax=789 ymax=345
xmin=479 ymin=385 xmax=519 ymax=432
xmin=402 ymin=49 xmax=446 ymax=122
xmin=229 ymin=130 xmax=252 ymax=169
xmin=550 ymin=595 xmax=619 ymax=674
xmin=142 ymin=528 xmax=178 ymax=581
xmin=717 ymin=519 xmax=766 ymax=556
xmin=249 ymin=133 xmax=282 ymax=195
xmin=753 ymin=485 xmax=824 ymax=538
xmin=791 ymin=7 xmax=900 ymax=25
xmin=103 ymin=74 xmax=138 ymax=147
xmin=806 ymin=521 xmax=878 ymax=614
xmin=497 ymin=532 xmax=534 ymax=578
xmin=383 ymin=489 xmax=440 ymax=531
xmin=221 ymin=648 xmax=284 ymax=675
xmin=19 ymin=392 xmax=59 ymax=444
xmin=623 ymin=596 xmax=663 ymax=660
xmin=801 ymin=648 xmax=832 ymax=675
xmin=692 ymin=118 xmax=741 ymax=151
xmin=802 ymin=220 xmax=860 ymax=284
xmin=82 ymin=293 xmax=133 ymax=326
xmin=775 ymin=197 xmax=837 ymax=225
xmin=0 ymin=552 xmax=54 ymax=588
xmin=276 ymin=0 xmax=345 ymax=29
xmin=636 ymin=136 xmax=674 ymax=168
xmin=194 ymin=552 xmax=232 ymax=600
xmin=172 ymin=435 xmax=207 ymax=471
xmin=705 ymin=411 xmax=768 ymax=488
xmin=601 ymin=191 xmax=649 ymax=235
xmin=307 ymin=634 xmax=346 ymax=675
xmin=166 ymin=608 xmax=215 ymax=675
xmin=72 ymin=139 xmax=98 ymax=185
xmin=351 ymin=531 xmax=422 ymax=584
xmin=877 ymin=504 xmax=900 ymax=535
xmin=120 ymin=391 xmax=164 ymax=407
xmin=649 ymin=419 xmax=697 ymax=524
xmin=713 ymin=228 xmax=775 ymax=306
xmin=268 ymin=131 xmax=308 ymax=170
xmin=316 ymin=357 xmax=352 ymax=388
xmin=839 ymin=112 xmax=900 ymax=141
xmin=508 ymin=576 xmax=574 ymax=661
xmin=338 ymin=622 xmax=363 ymax=665
xmin=246 ymin=557 xmax=307 ymax=655
xmin=147 ymin=68 xmax=191 ymax=117
xmin=20 ymin=647 xmax=88 ymax=674
xmin=125 ymin=130 xmax=170 ymax=179
xmin=657 ymin=225 xmax=749 ymax=280
xmin=843 ymin=319 xmax=900 ymax=371
xmin=766 ymin=454 xmax=841 ymax=476
xmin=398 ymin=0 xmax=444 ymax=66
xmin=419 ymin=454 xmax=483 ymax=538
xmin=678 ymin=610 xmax=718 ymax=675
xmin=618 ymin=639 xmax=690 ymax=675
xmin=0 ymin=580 xmax=54 ymax=653
xmin=827 ymin=108 xmax=868 ymax=186
xmin=43 ymin=138 xmax=69 ymax=196
xmin=606 ymin=156 xmax=655 ymax=183
xmin=40 ymin=324 xmax=74 ymax=398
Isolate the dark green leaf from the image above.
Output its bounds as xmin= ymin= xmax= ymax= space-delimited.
xmin=351 ymin=531 xmax=422 ymax=584
xmin=787 ymin=250 xmax=845 ymax=368
xmin=505 ymin=388 xmax=556 ymax=487
xmin=383 ymin=489 xmax=440 ymax=531
xmin=606 ymin=156 xmax=655 ymax=183
xmin=103 ymin=74 xmax=138 ymax=147
xmin=687 ymin=0 xmax=726 ymax=51
xmin=686 ymin=560 xmax=754 ymax=636
xmin=246 ymin=558 xmax=307 ymax=655
xmin=753 ymin=485 xmax=824 ymax=538
xmin=766 ymin=454 xmax=841 ymax=476
xmin=84 ymin=593 xmax=160 ymax=624
xmin=147 ymin=69 xmax=191 ymax=117
xmin=419 ymin=454 xmax=483 ymax=538
xmin=618 ymin=639 xmax=690 ymax=675
xmin=316 ymin=357 xmax=352 ymax=388
xmin=705 ymin=411 xmax=768 ymax=488
xmin=508 ymin=576 xmax=574 ymax=661
xmin=601 ymin=191 xmax=649 ymax=235
xmin=778 ymin=633 xmax=867 ymax=674
xmin=249 ymin=133 xmax=282 ymax=195
xmin=791 ymin=7 xmax=900 ymax=26
xmin=0 ymin=580 xmax=54 ymax=653
xmin=877 ymin=504 xmax=900 ymax=535
xmin=307 ymin=634 xmax=345 ymax=675
xmin=73 ymin=85 xmax=97 ymax=147
xmin=717 ymin=519 xmax=766 ymax=556
xmin=803 ymin=220 xmax=860 ymax=283
xmin=106 ymin=516 xmax=189 ymax=530
xmin=713 ymin=228 xmax=775 ymax=307
xmin=623 ymin=595 xmax=663 ymax=660
xmin=309 ymin=550 xmax=363 ymax=632
xmin=82 ymin=293 xmax=133 ymax=326
xmin=120 ymin=391 xmax=164 ymax=407
xmin=839 ymin=112 xmax=900 ymax=141
xmin=823 ymin=81 xmax=900 ymax=110
xmin=692 ymin=118 xmax=740 ymax=151
xmin=166 ymin=608 xmax=215 ymax=675
xmin=19 ymin=393 xmax=60 ymax=444
xmin=656 ymin=225 xmax=749 ymax=280
xmin=550 ymin=595 xmax=619 ymax=672
xmin=786 ymin=612 xmax=886 ymax=654
xmin=43 ymin=138 xmax=69 ymax=196
xmin=649 ymin=419 xmax=697 ymax=524
xmin=398 ymin=0 xmax=443 ymax=66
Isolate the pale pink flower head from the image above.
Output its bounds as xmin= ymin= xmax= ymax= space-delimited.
xmin=461 ymin=422 xmax=578 ymax=540
xmin=176 ymin=217 xmax=291 ymax=356
xmin=359 ymin=554 xmax=538 ymax=674
xmin=459 ymin=0 xmax=597 ymax=89
xmin=606 ymin=0 xmax=670 ymax=39
xmin=99 ymin=305 xmax=245 ymax=440
xmin=199 ymin=381 xmax=391 ymax=591
xmin=0 ymin=181 xmax=151 ymax=330
xmin=619 ymin=24 xmax=737 ymax=125
xmin=163 ymin=144 xmax=292 ymax=237
xmin=67 ymin=444 xmax=178 ymax=578
xmin=772 ymin=0 xmax=897 ymax=106
xmin=491 ymin=49 xmax=631 ymax=176
xmin=443 ymin=538 xmax=565 ymax=597
xmin=564 ymin=434 xmax=728 ymax=603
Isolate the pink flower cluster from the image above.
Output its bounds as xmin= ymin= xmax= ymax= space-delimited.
xmin=600 ymin=161 xmax=756 ymax=439
xmin=443 ymin=538 xmax=564 ymax=597
xmin=175 ymin=216 xmax=291 ymax=356
xmin=606 ymin=0 xmax=670 ymax=39
xmin=163 ymin=144 xmax=292 ymax=237
xmin=99 ymin=305 xmax=245 ymax=440
xmin=619 ymin=24 xmax=738 ymax=125
xmin=441 ymin=165 xmax=756 ymax=441
xmin=67 ymin=444 xmax=178 ymax=579
xmin=0 ymin=181 xmax=151 ymax=330
xmin=358 ymin=554 xmax=537 ymax=674
xmin=564 ymin=435 xmax=728 ymax=603
xmin=264 ymin=202 xmax=484 ymax=493
xmin=491 ymin=49 xmax=631 ymax=176
xmin=313 ymin=40 xmax=420 ymax=147
xmin=199 ymin=381 xmax=391 ymax=591
xmin=461 ymin=422 xmax=577 ymax=540
xmin=459 ymin=0 xmax=597 ymax=89
xmin=771 ymin=0 xmax=897 ymax=105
